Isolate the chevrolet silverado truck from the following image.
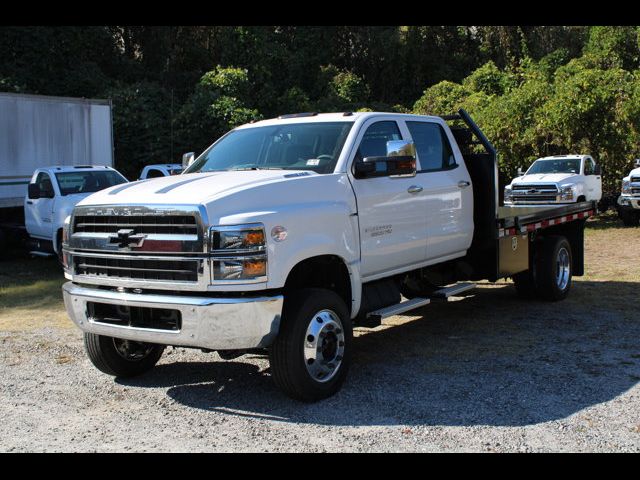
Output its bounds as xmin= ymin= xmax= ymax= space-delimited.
xmin=24 ymin=165 xmax=128 ymax=262
xmin=504 ymin=155 xmax=602 ymax=205
xmin=61 ymin=110 xmax=596 ymax=402
xmin=616 ymin=159 xmax=640 ymax=226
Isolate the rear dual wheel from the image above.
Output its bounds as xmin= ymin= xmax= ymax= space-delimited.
xmin=513 ymin=235 xmax=572 ymax=301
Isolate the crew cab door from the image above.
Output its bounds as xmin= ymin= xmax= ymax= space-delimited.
xmin=583 ymin=157 xmax=602 ymax=201
xmin=404 ymin=120 xmax=474 ymax=261
xmin=25 ymin=171 xmax=56 ymax=239
xmin=348 ymin=119 xmax=428 ymax=279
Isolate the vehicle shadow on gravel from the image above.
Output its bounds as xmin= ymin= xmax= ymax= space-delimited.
xmin=119 ymin=281 xmax=640 ymax=427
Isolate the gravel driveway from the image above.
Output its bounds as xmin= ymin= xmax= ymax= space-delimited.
xmin=1 ymin=217 xmax=639 ymax=452
xmin=1 ymin=280 xmax=639 ymax=452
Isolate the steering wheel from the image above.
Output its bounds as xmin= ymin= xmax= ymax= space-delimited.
xmin=316 ymin=154 xmax=333 ymax=161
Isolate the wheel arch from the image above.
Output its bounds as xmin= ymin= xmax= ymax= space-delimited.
xmin=283 ymin=255 xmax=357 ymax=317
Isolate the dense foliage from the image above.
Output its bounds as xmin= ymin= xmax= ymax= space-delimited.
xmin=1 ymin=26 xmax=639 ymax=194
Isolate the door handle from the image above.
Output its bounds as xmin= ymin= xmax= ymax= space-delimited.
xmin=458 ymin=180 xmax=471 ymax=188
xmin=26 ymin=201 xmax=33 ymax=205
xmin=407 ymin=185 xmax=423 ymax=194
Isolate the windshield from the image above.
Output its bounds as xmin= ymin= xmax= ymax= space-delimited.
xmin=526 ymin=158 xmax=582 ymax=175
xmin=185 ymin=122 xmax=353 ymax=174
xmin=55 ymin=170 xmax=128 ymax=196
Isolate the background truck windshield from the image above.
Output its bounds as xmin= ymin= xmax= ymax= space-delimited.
xmin=186 ymin=122 xmax=353 ymax=174
xmin=55 ymin=170 xmax=127 ymax=196
xmin=527 ymin=158 xmax=582 ymax=175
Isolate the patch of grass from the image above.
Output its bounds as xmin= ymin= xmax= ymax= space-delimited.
xmin=0 ymin=257 xmax=70 ymax=331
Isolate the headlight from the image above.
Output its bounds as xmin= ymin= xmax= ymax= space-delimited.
xmin=560 ymin=184 xmax=575 ymax=200
xmin=504 ymin=186 xmax=513 ymax=201
xmin=210 ymin=224 xmax=267 ymax=282
xmin=62 ymin=216 xmax=71 ymax=270
xmin=622 ymin=180 xmax=631 ymax=194
xmin=210 ymin=224 xmax=265 ymax=252
xmin=62 ymin=215 xmax=71 ymax=246
xmin=212 ymin=256 xmax=267 ymax=281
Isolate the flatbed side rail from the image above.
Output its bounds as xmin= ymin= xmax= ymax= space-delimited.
xmin=498 ymin=201 xmax=596 ymax=238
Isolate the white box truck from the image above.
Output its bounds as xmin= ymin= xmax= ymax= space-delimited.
xmin=0 ymin=92 xmax=114 ymax=255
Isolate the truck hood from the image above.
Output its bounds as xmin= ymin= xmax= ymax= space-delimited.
xmin=512 ymin=173 xmax=578 ymax=185
xmin=626 ymin=167 xmax=640 ymax=180
xmin=77 ymin=170 xmax=315 ymax=206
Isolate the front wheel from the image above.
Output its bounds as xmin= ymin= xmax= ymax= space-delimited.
xmin=269 ymin=288 xmax=352 ymax=402
xmin=620 ymin=210 xmax=640 ymax=227
xmin=84 ymin=333 xmax=165 ymax=377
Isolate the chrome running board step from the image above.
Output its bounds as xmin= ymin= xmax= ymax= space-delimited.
xmin=367 ymin=297 xmax=431 ymax=323
xmin=362 ymin=283 xmax=476 ymax=327
xmin=431 ymin=282 xmax=476 ymax=299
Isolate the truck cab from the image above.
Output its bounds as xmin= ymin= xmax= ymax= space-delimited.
xmin=504 ymin=155 xmax=602 ymax=205
xmin=138 ymin=164 xmax=184 ymax=180
xmin=61 ymin=111 xmax=594 ymax=402
xmin=24 ymin=165 xmax=128 ymax=260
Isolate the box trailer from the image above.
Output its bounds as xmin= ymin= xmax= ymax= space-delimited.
xmin=0 ymin=92 xmax=114 ymax=253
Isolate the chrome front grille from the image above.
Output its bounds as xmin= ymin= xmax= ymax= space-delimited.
xmin=66 ymin=205 xmax=210 ymax=290
xmin=510 ymin=184 xmax=559 ymax=203
xmin=74 ymin=254 xmax=201 ymax=282
xmin=73 ymin=215 xmax=198 ymax=235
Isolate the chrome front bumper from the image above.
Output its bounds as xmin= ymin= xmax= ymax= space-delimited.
xmin=617 ymin=195 xmax=640 ymax=210
xmin=62 ymin=282 xmax=283 ymax=350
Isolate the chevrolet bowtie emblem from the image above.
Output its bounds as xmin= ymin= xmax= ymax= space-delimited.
xmin=109 ymin=228 xmax=146 ymax=249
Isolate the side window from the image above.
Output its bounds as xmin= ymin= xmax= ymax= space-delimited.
xmin=146 ymin=169 xmax=165 ymax=178
xmin=406 ymin=121 xmax=456 ymax=172
xmin=584 ymin=158 xmax=594 ymax=175
xmin=354 ymin=121 xmax=402 ymax=163
xmin=35 ymin=172 xmax=54 ymax=197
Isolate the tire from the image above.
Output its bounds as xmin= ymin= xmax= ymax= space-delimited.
xmin=84 ymin=333 xmax=165 ymax=377
xmin=512 ymin=268 xmax=537 ymax=298
xmin=620 ymin=210 xmax=640 ymax=227
xmin=269 ymin=288 xmax=352 ymax=402
xmin=534 ymin=235 xmax=572 ymax=301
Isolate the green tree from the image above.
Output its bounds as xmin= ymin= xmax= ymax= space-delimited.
xmin=174 ymin=66 xmax=261 ymax=156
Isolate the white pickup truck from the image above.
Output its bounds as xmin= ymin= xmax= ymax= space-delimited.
xmin=61 ymin=110 xmax=596 ymax=401
xmin=24 ymin=165 xmax=128 ymax=261
xmin=616 ymin=159 xmax=640 ymax=226
xmin=504 ymin=155 xmax=602 ymax=205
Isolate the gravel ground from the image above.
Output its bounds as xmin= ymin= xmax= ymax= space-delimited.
xmin=1 ymin=280 xmax=639 ymax=452
xmin=1 ymin=217 xmax=640 ymax=452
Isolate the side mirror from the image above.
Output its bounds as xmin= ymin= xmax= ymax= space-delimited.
xmin=354 ymin=140 xmax=417 ymax=179
xmin=27 ymin=183 xmax=41 ymax=199
xmin=594 ymin=165 xmax=602 ymax=175
xmin=517 ymin=167 xmax=525 ymax=176
xmin=635 ymin=159 xmax=640 ymax=168
xmin=182 ymin=152 xmax=195 ymax=169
